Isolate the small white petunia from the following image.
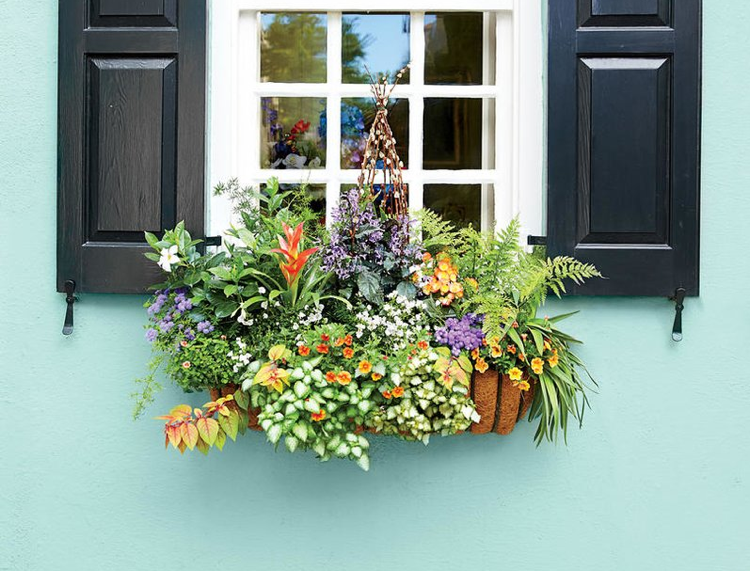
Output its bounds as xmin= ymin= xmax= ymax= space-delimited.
xmin=258 ymin=286 xmax=267 ymax=294
xmin=157 ymin=245 xmax=180 ymax=272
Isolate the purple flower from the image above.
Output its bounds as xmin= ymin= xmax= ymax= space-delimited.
xmin=197 ymin=320 xmax=215 ymax=334
xmin=184 ymin=328 xmax=196 ymax=341
xmin=145 ymin=328 xmax=158 ymax=342
xmin=435 ymin=314 xmax=485 ymax=356
xmin=158 ymin=320 xmax=175 ymax=333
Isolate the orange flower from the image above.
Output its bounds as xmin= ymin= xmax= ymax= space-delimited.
xmin=512 ymin=321 xmax=519 ymax=329
xmin=311 ymin=409 xmax=326 ymax=422
xmin=490 ymin=345 xmax=503 ymax=358
xmin=422 ymin=252 xmax=432 ymax=263
xmin=182 ymin=361 xmax=191 ymax=369
xmin=316 ymin=344 xmax=329 ymax=354
xmin=508 ymin=367 xmax=522 ymax=381
xmin=507 ymin=345 xmax=516 ymax=354
xmin=471 ymin=348 xmax=480 ymax=359
xmin=320 ymin=333 xmax=330 ymax=342
xmin=547 ymin=354 xmax=559 ymax=367
xmin=392 ymin=386 xmax=404 ymax=398
xmin=334 ymin=337 xmax=345 ymax=347
xmin=531 ymin=357 xmax=544 ymax=375
xmin=543 ymin=340 xmax=552 ymax=351
xmin=325 ymin=371 xmax=337 ymax=383
xmin=513 ymin=380 xmax=531 ymax=392
xmin=358 ymin=360 xmax=372 ymax=374
xmin=344 ymin=335 xmax=353 ymax=346
xmin=180 ymin=340 xmax=189 ymax=348
xmin=371 ymin=373 xmax=383 ymax=381
xmin=343 ymin=347 xmax=354 ymax=359
xmin=418 ymin=340 xmax=429 ymax=351
xmin=298 ymin=345 xmax=311 ymax=356
xmin=337 ymin=371 xmax=352 ymax=385
xmin=382 ymin=390 xmax=392 ymax=399
xmin=519 ymin=353 xmax=526 ymax=362
xmin=270 ymin=222 xmax=318 ymax=285
xmin=475 ymin=357 xmax=489 ymax=373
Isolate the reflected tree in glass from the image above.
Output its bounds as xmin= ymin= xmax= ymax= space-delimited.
xmin=261 ymin=13 xmax=327 ymax=83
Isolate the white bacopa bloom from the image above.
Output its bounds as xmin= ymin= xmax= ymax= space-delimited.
xmin=258 ymin=286 xmax=267 ymax=294
xmin=282 ymin=153 xmax=307 ymax=169
xmin=308 ymin=157 xmax=322 ymax=168
xmin=158 ymin=245 xmax=180 ymax=272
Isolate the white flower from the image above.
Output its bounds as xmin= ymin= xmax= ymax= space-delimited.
xmin=258 ymin=286 xmax=267 ymax=294
xmin=282 ymin=153 xmax=307 ymax=169
xmin=308 ymin=156 xmax=322 ymax=168
xmin=157 ymin=245 xmax=180 ymax=272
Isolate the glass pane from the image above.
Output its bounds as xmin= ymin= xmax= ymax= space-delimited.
xmin=341 ymin=98 xmax=409 ymax=169
xmin=424 ymin=98 xmax=488 ymax=170
xmin=261 ymin=97 xmax=326 ymax=169
xmin=424 ymin=184 xmax=482 ymax=229
xmin=425 ymin=13 xmax=485 ymax=85
xmin=261 ymin=182 xmax=326 ymax=226
xmin=261 ymin=13 xmax=327 ymax=83
xmin=342 ymin=14 xmax=410 ymax=83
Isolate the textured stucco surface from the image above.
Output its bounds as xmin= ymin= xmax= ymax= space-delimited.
xmin=1 ymin=1 xmax=749 ymax=570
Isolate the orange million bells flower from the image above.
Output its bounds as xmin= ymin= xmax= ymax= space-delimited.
xmin=270 ymin=222 xmax=318 ymax=285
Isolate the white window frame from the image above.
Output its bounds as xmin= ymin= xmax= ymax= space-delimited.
xmin=208 ymin=0 xmax=543 ymax=241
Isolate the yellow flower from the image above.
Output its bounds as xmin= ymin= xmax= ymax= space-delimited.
xmin=475 ymin=357 xmax=489 ymax=373
xmin=471 ymin=348 xmax=480 ymax=360
xmin=490 ymin=345 xmax=503 ymax=358
xmin=371 ymin=372 xmax=383 ymax=381
xmin=513 ymin=380 xmax=531 ymax=392
xmin=358 ymin=360 xmax=372 ymax=374
xmin=531 ymin=357 xmax=544 ymax=375
xmin=548 ymin=354 xmax=559 ymax=367
xmin=508 ymin=367 xmax=522 ymax=381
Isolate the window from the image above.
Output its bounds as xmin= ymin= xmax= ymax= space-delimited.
xmin=209 ymin=1 xmax=543 ymax=240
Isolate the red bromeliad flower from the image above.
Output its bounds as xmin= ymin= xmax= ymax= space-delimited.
xmin=270 ymin=222 xmax=318 ymax=286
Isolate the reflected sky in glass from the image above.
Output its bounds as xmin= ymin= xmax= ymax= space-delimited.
xmin=343 ymin=14 xmax=410 ymax=83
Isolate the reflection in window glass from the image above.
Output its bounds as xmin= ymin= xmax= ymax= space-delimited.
xmin=261 ymin=97 xmax=326 ymax=169
xmin=261 ymin=182 xmax=327 ymax=225
xmin=341 ymin=98 xmax=409 ymax=169
xmin=261 ymin=13 xmax=327 ymax=83
xmin=424 ymin=98 xmax=485 ymax=170
xmin=425 ymin=13 xmax=485 ymax=85
xmin=424 ymin=184 xmax=483 ymax=229
xmin=342 ymin=14 xmax=410 ymax=83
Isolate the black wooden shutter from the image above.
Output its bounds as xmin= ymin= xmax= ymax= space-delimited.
xmin=57 ymin=0 xmax=207 ymax=294
xmin=547 ymin=0 xmax=701 ymax=296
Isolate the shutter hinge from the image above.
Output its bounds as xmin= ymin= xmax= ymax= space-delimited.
xmin=62 ymin=280 xmax=77 ymax=336
xmin=527 ymin=235 xmax=547 ymax=246
xmin=670 ymin=287 xmax=687 ymax=342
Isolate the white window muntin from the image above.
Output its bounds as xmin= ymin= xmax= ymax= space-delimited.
xmin=209 ymin=0 xmax=542 ymax=241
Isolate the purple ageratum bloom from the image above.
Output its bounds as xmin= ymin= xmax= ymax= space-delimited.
xmin=196 ymin=320 xmax=215 ymax=334
xmin=158 ymin=320 xmax=175 ymax=333
xmin=184 ymin=328 xmax=196 ymax=341
xmin=435 ymin=314 xmax=486 ymax=357
xmin=145 ymin=328 xmax=158 ymax=342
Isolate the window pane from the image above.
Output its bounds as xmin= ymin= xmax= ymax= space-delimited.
xmin=342 ymin=14 xmax=410 ymax=84
xmin=424 ymin=98 xmax=489 ymax=170
xmin=261 ymin=97 xmax=326 ymax=169
xmin=424 ymin=184 xmax=482 ymax=229
xmin=341 ymin=98 xmax=409 ymax=169
xmin=261 ymin=182 xmax=327 ymax=225
xmin=261 ymin=13 xmax=327 ymax=83
xmin=424 ymin=13 xmax=485 ymax=85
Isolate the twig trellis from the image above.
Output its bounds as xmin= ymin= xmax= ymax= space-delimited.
xmin=357 ymin=64 xmax=410 ymax=218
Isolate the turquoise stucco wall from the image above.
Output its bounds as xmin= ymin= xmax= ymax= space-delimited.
xmin=2 ymin=2 xmax=749 ymax=570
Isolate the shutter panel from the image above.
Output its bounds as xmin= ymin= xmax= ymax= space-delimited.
xmin=57 ymin=0 xmax=206 ymax=293
xmin=547 ymin=0 xmax=701 ymax=296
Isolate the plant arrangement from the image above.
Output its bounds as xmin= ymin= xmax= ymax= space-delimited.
xmin=135 ymin=71 xmax=600 ymax=470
